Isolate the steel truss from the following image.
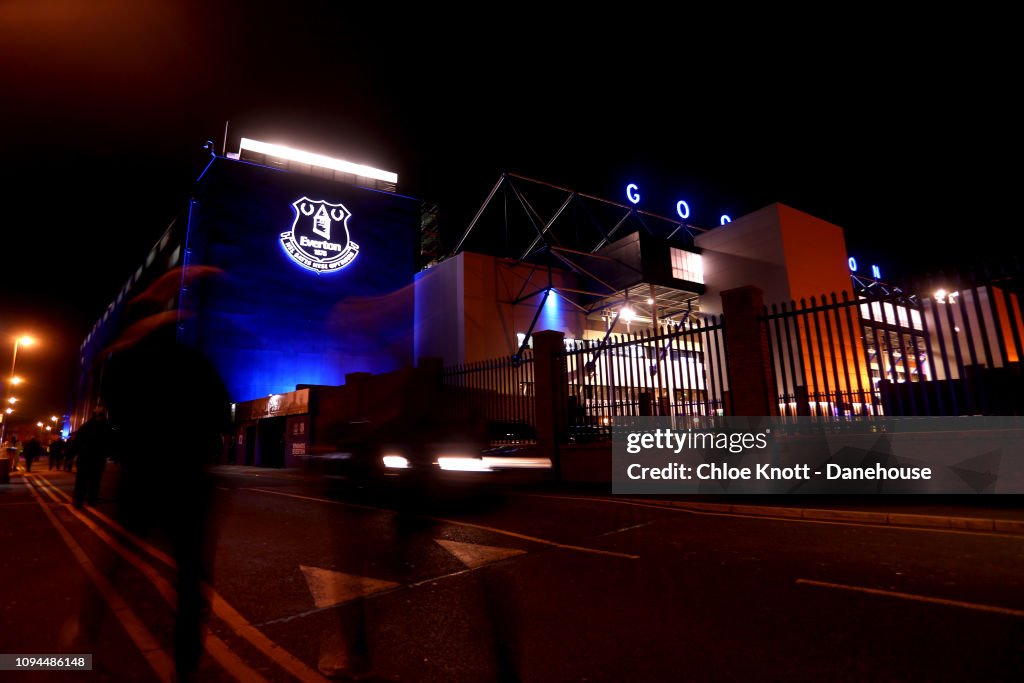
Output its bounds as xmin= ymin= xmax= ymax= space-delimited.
xmin=449 ymin=173 xmax=708 ymax=362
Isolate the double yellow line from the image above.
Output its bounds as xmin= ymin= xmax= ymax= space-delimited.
xmin=25 ymin=473 xmax=329 ymax=683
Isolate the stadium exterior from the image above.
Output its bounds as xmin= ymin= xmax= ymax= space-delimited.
xmin=74 ymin=141 xmax=1024 ymax=469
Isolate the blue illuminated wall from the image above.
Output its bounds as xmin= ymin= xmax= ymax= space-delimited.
xmin=182 ymin=158 xmax=418 ymax=402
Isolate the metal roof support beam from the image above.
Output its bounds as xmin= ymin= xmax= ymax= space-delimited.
xmin=510 ymin=262 xmax=542 ymax=304
xmin=548 ymin=249 xmax=620 ymax=296
xmin=584 ymin=303 xmax=628 ymax=374
xmin=518 ymin=192 xmax=575 ymax=262
xmin=451 ymin=174 xmax=507 ymax=257
xmin=666 ymin=221 xmax=696 ymax=240
xmin=550 ymin=245 xmax=642 ymax=275
xmin=514 ymin=288 xmax=552 ymax=362
xmin=592 ymin=208 xmax=634 ymax=253
xmin=507 ymin=178 xmax=554 ymax=246
xmin=577 ymin=194 xmax=614 ymax=248
xmin=514 ymin=286 xmax=550 ymax=305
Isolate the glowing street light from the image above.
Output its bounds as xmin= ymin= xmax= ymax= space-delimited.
xmin=36 ymin=421 xmax=43 ymax=428
xmin=7 ymin=398 xmax=16 ymax=404
xmin=2 ymin=333 xmax=38 ymax=444
xmin=8 ymin=335 xmax=36 ymax=386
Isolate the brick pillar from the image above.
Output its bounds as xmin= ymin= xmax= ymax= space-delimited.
xmin=721 ymin=286 xmax=778 ymax=416
xmin=532 ymin=330 xmax=567 ymax=478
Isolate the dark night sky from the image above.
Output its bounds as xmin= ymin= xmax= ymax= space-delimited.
xmin=0 ymin=2 xmax=1017 ymax=420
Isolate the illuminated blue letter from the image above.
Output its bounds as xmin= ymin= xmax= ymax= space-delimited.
xmin=848 ymin=257 xmax=858 ymax=272
xmin=676 ymin=200 xmax=690 ymax=220
xmin=626 ymin=183 xmax=640 ymax=205
xmin=720 ymin=215 xmax=731 ymax=225
xmin=871 ymin=264 xmax=881 ymax=279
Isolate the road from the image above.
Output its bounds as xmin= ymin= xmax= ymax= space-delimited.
xmin=2 ymin=466 xmax=1023 ymax=681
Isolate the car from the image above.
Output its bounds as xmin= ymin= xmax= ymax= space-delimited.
xmin=306 ymin=418 xmax=494 ymax=489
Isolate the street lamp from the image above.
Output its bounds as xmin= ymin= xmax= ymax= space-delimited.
xmin=1 ymin=334 xmax=36 ymax=444
xmin=11 ymin=336 xmax=35 ymax=376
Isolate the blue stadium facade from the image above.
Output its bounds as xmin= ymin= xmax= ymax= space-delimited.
xmin=74 ymin=150 xmax=419 ymax=429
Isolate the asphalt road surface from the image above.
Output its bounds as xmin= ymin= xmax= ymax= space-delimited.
xmin=2 ymin=466 xmax=1023 ymax=681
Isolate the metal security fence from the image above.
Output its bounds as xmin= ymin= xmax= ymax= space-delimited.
xmin=763 ymin=265 xmax=1024 ymax=418
xmin=763 ymin=292 xmax=879 ymax=418
xmin=441 ymin=351 xmax=537 ymax=443
xmin=561 ymin=318 xmax=731 ymax=440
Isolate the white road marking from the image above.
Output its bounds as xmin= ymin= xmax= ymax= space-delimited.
xmin=435 ymin=539 xmax=526 ymax=568
xmin=300 ymin=565 xmax=400 ymax=609
xmin=23 ymin=477 xmax=176 ymax=683
xmin=796 ymin=578 xmax=1024 ymax=618
xmin=33 ymin=473 xmax=328 ymax=683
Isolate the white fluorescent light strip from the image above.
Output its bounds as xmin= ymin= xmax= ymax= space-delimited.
xmin=239 ymin=138 xmax=398 ymax=184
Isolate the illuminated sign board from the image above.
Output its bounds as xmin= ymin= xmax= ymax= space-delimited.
xmin=280 ymin=197 xmax=360 ymax=272
xmin=626 ymin=182 xmax=696 ymax=222
xmin=626 ymin=183 xmax=641 ymax=204
xmin=848 ymin=257 xmax=881 ymax=280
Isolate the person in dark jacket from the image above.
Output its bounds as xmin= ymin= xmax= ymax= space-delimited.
xmin=72 ymin=408 xmax=113 ymax=507
xmin=103 ymin=325 xmax=229 ymax=681
xmin=48 ymin=436 xmax=65 ymax=470
xmin=22 ymin=437 xmax=43 ymax=473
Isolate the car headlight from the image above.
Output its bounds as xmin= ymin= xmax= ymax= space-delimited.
xmin=436 ymin=457 xmax=493 ymax=472
xmin=382 ymin=454 xmax=409 ymax=469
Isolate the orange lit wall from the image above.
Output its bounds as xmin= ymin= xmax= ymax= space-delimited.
xmin=415 ymin=252 xmax=587 ymax=366
xmin=776 ymin=204 xmax=868 ymax=400
xmin=776 ymin=204 xmax=852 ymax=302
xmin=462 ymin=252 xmax=586 ymax=363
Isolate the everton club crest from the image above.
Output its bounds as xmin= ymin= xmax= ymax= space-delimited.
xmin=280 ymin=197 xmax=359 ymax=272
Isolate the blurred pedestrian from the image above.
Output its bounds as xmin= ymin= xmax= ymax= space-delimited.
xmin=64 ymin=432 xmax=77 ymax=471
xmin=7 ymin=436 xmax=19 ymax=471
xmin=72 ymin=407 xmax=113 ymax=507
xmin=104 ymin=323 xmax=229 ymax=681
xmin=22 ymin=436 xmax=42 ymax=473
xmin=48 ymin=436 xmax=66 ymax=470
